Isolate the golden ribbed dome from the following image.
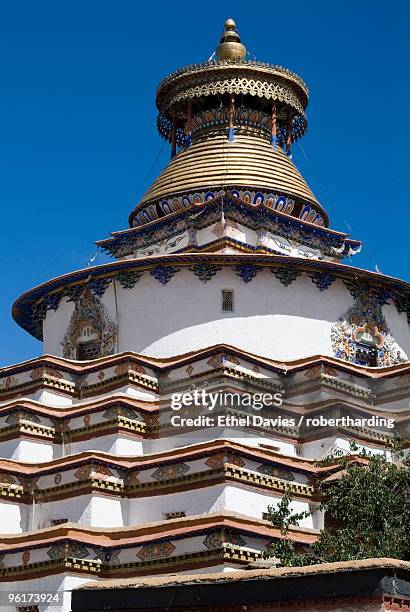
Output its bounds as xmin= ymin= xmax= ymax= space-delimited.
xmin=129 ymin=132 xmax=326 ymax=225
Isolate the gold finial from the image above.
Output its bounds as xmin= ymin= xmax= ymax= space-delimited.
xmin=215 ymin=18 xmax=246 ymax=61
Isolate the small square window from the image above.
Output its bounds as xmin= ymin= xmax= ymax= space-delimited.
xmin=259 ymin=443 xmax=280 ymax=453
xmin=221 ymin=289 xmax=234 ymax=312
xmin=164 ymin=511 xmax=186 ymax=520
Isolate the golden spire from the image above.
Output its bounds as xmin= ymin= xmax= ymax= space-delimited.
xmin=215 ymin=18 xmax=246 ymax=61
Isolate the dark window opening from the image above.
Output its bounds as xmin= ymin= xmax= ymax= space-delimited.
xmin=222 ymin=289 xmax=234 ymax=312
xmin=164 ymin=511 xmax=186 ymax=520
xmin=51 ymin=518 xmax=68 ymax=526
xmin=355 ymin=343 xmax=378 ymax=367
xmin=77 ymin=341 xmax=100 ymax=361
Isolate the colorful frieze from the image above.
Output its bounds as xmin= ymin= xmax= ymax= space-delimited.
xmin=256 ymin=464 xmax=295 ymax=481
xmin=393 ymin=294 xmax=410 ymax=324
xmin=143 ymin=413 xmax=160 ymax=428
xmin=89 ymin=278 xmax=112 ymax=298
xmin=210 ymin=218 xmax=242 ymax=240
xmin=47 ymin=542 xmax=90 ymax=560
xmin=0 ymin=375 xmax=18 ymax=391
xmin=134 ymin=191 xmax=223 ymax=226
xmin=190 ymin=106 xmax=272 ymax=139
xmin=17 ymin=476 xmax=39 ymax=491
xmin=304 ymin=365 xmax=338 ymax=379
xmin=203 ymin=529 xmax=247 ymax=550
xmin=61 ymin=287 xmax=117 ymax=360
xmin=0 ymin=472 xmax=17 ymax=485
xmin=190 ymin=262 xmax=222 ymax=283
xmin=131 ymin=188 xmax=324 ymax=229
xmin=114 ymin=362 xmax=133 ymax=375
xmin=150 ymin=265 xmax=180 ymax=285
xmin=151 ymin=463 xmax=190 ymax=481
xmin=205 ymin=453 xmax=245 ymax=469
xmin=31 ymin=301 xmax=48 ymax=339
xmin=43 ymin=292 xmax=63 ymax=310
xmin=29 ymin=367 xmax=63 ymax=380
xmin=73 ymin=464 xmax=114 ymax=481
xmin=5 ymin=410 xmax=41 ymax=425
xmin=331 ymin=287 xmax=407 ymax=367
xmin=272 ymin=267 xmax=301 ymax=287
xmin=257 ymin=232 xmax=323 ymax=260
xmin=116 ymin=271 xmax=143 ymax=289
xmin=116 ymin=198 xmax=346 ymax=260
xmin=52 ymin=418 xmax=70 ymax=433
xmin=102 ymin=406 xmax=141 ymax=421
xmin=207 ymin=354 xmax=224 ymax=369
xmin=136 ymin=541 xmax=175 ymax=561
xmin=93 ymin=547 xmax=121 ymax=565
xmin=309 ymin=271 xmax=336 ymax=291
xmin=22 ymin=550 xmax=30 ymax=564
xmin=299 ymin=203 xmax=323 ymax=225
xmin=235 ymin=264 xmax=262 ymax=283
xmin=137 ymin=231 xmax=189 ymax=258
xmin=116 ymin=468 xmax=140 ymax=486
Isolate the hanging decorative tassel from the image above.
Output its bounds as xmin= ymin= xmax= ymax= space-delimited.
xmin=221 ymin=195 xmax=226 ymax=228
xmin=228 ymin=94 xmax=235 ymax=142
xmin=271 ymin=102 xmax=277 ymax=148
xmin=171 ymin=110 xmax=177 ymax=158
xmin=286 ymin=113 xmax=292 ymax=158
xmin=185 ymin=99 xmax=193 ymax=147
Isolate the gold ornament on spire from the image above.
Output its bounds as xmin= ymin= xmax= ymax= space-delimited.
xmin=215 ymin=18 xmax=246 ymax=61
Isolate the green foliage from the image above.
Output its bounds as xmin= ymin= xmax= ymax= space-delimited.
xmin=265 ymin=439 xmax=410 ymax=566
xmin=263 ymin=488 xmax=313 ymax=566
xmin=266 ymin=488 xmax=309 ymax=535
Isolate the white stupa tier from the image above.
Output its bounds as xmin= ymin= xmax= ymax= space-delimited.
xmin=2 ymin=18 xmax=410 ymax=612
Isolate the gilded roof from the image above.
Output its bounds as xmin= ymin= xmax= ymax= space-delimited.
xmin=131 ymin=132 xmax=323 ymax=222
xmin=156 ymin=60 xmax=309 ymax=116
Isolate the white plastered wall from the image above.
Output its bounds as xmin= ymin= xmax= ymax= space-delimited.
xmin=0 ymin=500 xmax=27 ymax=533
xmin=0 ymin=574 xmax=89 ymax=612
xmin=43 ymin=270 xmax=410 ymax=362
xmin=27 ymin=494 xmax=128 ymax=530
xmin=5 ymin=484 xmax=316 ymax=531
xmin=0 ymin=438 xmax=54 ymax=462
xmin=127 ymin=483 xmax=315 ymax=529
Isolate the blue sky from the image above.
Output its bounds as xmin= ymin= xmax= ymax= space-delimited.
xmin=0 ymin=0 xmax=408 ymax=365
